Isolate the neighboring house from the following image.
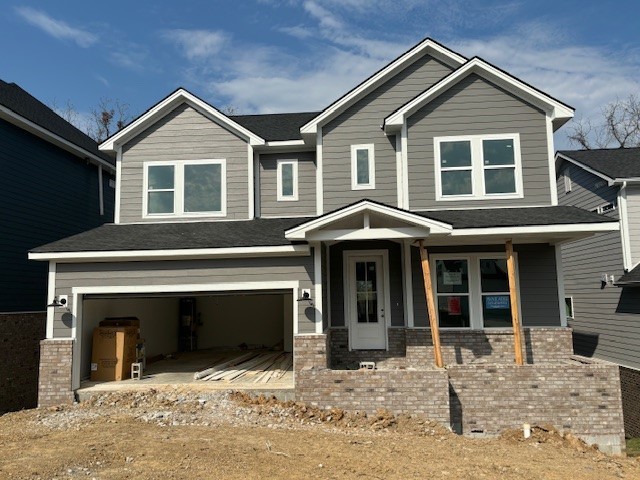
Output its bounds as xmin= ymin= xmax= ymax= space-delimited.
xmin=30 ymin=39 xmax=626 ymax=451
xmin=556 ymin=147 xmax=640 ymax=437
xmin=0 ymin=79 xmax=115 ymax=413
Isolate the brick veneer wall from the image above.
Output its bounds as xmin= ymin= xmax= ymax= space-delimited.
xmin=296 ymin=368 xmax=451 ymax=422
xmin=328 ymin=327 xmax=573 ymax=369
xmin=38 ymin=339 xmax=75 ymax=407
xmin=293 ymin=334 xmax=328 ymax=371
xmin=0 ymin=312 xmax=46 ymax=413
xmin=448 ymin=362 xmax=625 ymax=454
xmin=620 ymin=366 xmax=640 ymax=438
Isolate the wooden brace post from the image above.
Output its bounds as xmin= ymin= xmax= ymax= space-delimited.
xmin=418 ymin=240 xmax=443 ymax=368
xmin=505 ymin=239 xmax=524 ymax=365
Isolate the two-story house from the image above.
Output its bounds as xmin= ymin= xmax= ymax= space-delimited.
xmin=0 ymin=79 xmax=115 ymax=413
xmin=30 ymin=38 xmax=626 ymax=452
xmin=556 ymin=147 xmax=640 ymax=438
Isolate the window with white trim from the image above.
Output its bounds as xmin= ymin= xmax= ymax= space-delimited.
xmin=435 ymin=134 xmax=522 ymax=200
xmin=351 ymin=144 xmax=375 ymax=190
xmin=144 ymin=159 xmax=226 ymax=217
xmin=433 ymin=254 xmax=518 ymax=329
xmin=564 ymin=296 xmax=574 ymax=320
xmin=564 ymin=166 xmax=572 ymax=193
xmin=277 ymin=159 xmax=298 ymax=201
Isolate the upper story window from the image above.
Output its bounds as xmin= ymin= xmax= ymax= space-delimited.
xmin=351 ymin=144 xmax=375 ymax=190
xmin=434 ymin=134 xmax=523 ymax=201
xmin=277 ymin=159 xmax=298 ymax=201
xmin=144 ymin=159 xmax=226 ymax=217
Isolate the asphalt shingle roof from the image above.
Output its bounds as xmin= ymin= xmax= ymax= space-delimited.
xmin=558 ymin=148 xmax=640 ymax=180
xmin=0 ymin=80 xmax=114 ymax=166
xmin=615 ymin=265 xmax=640 ymax=286
xmin=32 ymin=206 xmax=614 ymax=254
xmin=229 ymin=112 xmax=319 ymax=141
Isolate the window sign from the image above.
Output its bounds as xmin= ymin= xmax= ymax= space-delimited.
xmin=443 ymin=271 xmax=462 ymax=285
xmin=485 ymin=295 xmax=510 ymax=310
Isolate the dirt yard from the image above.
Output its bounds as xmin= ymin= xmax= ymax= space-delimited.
xmin=1 ymin=388 xmax=638 ymax=479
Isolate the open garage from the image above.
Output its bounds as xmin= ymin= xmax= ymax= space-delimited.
xmin=78 ymin=289 xmax=294 ymax=390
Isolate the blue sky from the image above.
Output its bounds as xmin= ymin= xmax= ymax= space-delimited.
xmin=1 ymin=1 xmax=639 ymax=148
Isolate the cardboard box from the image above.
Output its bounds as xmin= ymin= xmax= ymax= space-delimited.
xmin=90 ymin=326 xmax=138 ymax=381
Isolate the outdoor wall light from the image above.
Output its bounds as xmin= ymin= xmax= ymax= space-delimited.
xmin=297 ymin=289 xmax=313 ymax=306
xmin=47 ymin=295 xmax=68 ymax=308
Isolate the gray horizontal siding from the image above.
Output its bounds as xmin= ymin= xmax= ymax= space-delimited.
xmin=120 ymin=104 xmax=249 ymax=223
xmin=52 ymin=256 xmax=314 ymax=338
xmin=625 ymin=185 xmax=640 ymax=265
xmin=329 ymin=241 xmax=404 ymax=328
xmin=322 ymin=54 xmax=454 ymax=211
xmin=407 ymin=74 xmax=552 ymax=209
xmin=557 ymin=162 xmax=619 ymax=217
xmin=259 ymin=152 xmax=316 ymax=217
xmin=411 ymin=244 xmax=560 ymax=328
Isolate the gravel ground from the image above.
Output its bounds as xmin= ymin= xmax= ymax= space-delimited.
xmin=0 ymin=386 xmax=638 ymax=479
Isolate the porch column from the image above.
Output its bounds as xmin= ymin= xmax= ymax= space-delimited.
xmin=506 ymin=239 xmax=524 ymax=365
xmin=312 ymin=242 xmax=323 ymax=334
xmin=418 ymin=240 xmax=443 ymax=368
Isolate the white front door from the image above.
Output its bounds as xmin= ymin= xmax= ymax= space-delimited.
xmin=346 ymin=254 xmax=388 ymax=350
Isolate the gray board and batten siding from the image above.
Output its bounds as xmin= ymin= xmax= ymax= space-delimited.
xmin=557 ymin=162 xmax=640 ymax=370
xmin=410 ymin=244 xmax=561 ymax=328
xmin=259 ymin=151 xmax=317 ymax=217
xmin=52 ymin=255 xmax=316 ymax=338
xmin=119 ymin=103 xmax=250 ymax=223
xmin=407 ymin=74 xmax=552 ymax=210
xmin=322 ymin=54 xmax=455 ymax=212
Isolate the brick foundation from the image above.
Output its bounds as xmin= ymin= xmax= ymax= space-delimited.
xmin=620 ymin=366 xmax=640 ymax=438
xmin=328 ymin=327 xmax=573 ymax=369
xmin=38 ymin=339 xmax=74 ymax=407
xmin=448 ymin=361 xmax=625 ymax=454
xmin=0 ymin=312 xmax=46 ymax=413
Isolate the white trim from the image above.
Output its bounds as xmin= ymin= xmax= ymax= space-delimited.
xmin=99 ymin=89 xmax=265 ymax=150
xmin=546 ymin=115 xmax=558 ymax=205
xmin=429 ymin=252 xmax=522 ymax=330
xmin=316 ymin=129 xmax=323 ymax=215
xmin=0 ymin=104 xmax=116 ymax=173
xmin=395 ymin=133 xmax=403 ymax=208
xmin=29 ymin=244 xmax=311 ymax=262
xmin=46 ymin=261 xmax=56 ymax=339
xmin=384 ymin=57 xmax=574 ymax=132
xmin=434 ymin=133 xmax=524 ymax=201
xmin=343 ymin=249 xmax=391 ymax=350
xmin=564 ymin=165 xmax=573 ymax=193
xmin=277 ymin=159 xmax=299 ymax=201
xmin=402 ymin=240 xmax=414 ymax=327
xmin=98 ymin=165 xmax=104 ymax=216
xmin=555 ymin=244 xmax=567 ymax=327
xmin=326 ymin=243 xmax=332 ymax=327
xmin=564 ymin=295 xmax=574 ymax=322
xmin=451 ymin=222 xmax=619 ymax=237
xmin=142 ymin=159 xmax=227 ymax=218
xmin=264 ymin=140 xmax=306 ymax=148
xmin=350 ymin=144 xmax=375 ymax=190
xmin=71 ymin=291 xmax=81 ymax=390
xmin=285 ymin=199 xmax=452 ymax=240
xmin=248 ymin=144 xmax=254 ymax=218
xmin=618 ymin=182 xmax=633 ymax=270
xmin=306 ymin=227 xmax=431 ymax=242
xmin=401 ymin=123 xmax=410 ymax=209
xmin=114 ymin=147 xmax=122 ymax=224
xmin=253 ymin=149 xmax=260 ymax=218
xmin=313 ymin=243 xmax=323 ymax=334
xmin=300 ymin=39 xmax=466 ymax=137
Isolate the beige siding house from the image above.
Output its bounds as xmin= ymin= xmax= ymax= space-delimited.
xmin=30 ymin=38 xmax=626 ymax=453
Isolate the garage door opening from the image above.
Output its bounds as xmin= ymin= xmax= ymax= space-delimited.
xmin=78 ymin=290 xmax=294 ymax=392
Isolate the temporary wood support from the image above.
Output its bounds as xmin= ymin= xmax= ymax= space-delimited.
xmin=506 ymin=239 xmax=524 ymax=365
xmin=418 ymin=240 xmax=443 ymax=368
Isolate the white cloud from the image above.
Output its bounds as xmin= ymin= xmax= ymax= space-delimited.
xmin=14 ymin=7 xmax=97 ymax=48
xmin=163 ymin=29 xmax=229 ymax=60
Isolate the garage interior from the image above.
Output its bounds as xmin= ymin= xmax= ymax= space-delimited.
xmin=78 ymin=290 xmax=294 ymax=391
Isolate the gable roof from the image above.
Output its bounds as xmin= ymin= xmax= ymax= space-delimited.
xmin=299 ymin=37 xmax=466 ymax=138
xmin=384 ymin=57 xmax=574 ymax=133
xmin=0 ymin=79 xmax=114 ymax=170
xmin=230 ymin=111 xmax=319 ymax=141
xmin=99 ymin=88 xmax=266 ymax=151
xmin=557 ymin=148 xmax=640 ymax=182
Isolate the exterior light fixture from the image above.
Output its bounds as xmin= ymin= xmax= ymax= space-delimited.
xmin=47 ymin=295 xmax=67 ymax=308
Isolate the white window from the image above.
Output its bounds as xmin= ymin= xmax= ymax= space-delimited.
xmin=351 ymin=144 xmax=375 ymax=190
xmin=564 ymin=297 xmax=574 ymax=320
xmin=432 ymin=253 xmax=519 ymax=329
xmin=564 ymin=166 xmax=572 ymax=193
xmin=434 ymin=134 xmax=523 ymax=201
xmin=277 ymin=159 xmax=298 ymax=201
xmin=144 ymin=159 xmax=226 ymax=217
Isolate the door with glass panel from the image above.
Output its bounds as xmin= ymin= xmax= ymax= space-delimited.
xmin=347 ymin=255 xmax=387 ymax=350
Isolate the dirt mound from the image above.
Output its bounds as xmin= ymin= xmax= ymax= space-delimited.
xmin=501 ymin=424 xmax=601 ymax=454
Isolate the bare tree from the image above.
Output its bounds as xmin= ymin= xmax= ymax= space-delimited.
xmin=51 ymin=98 xmax=80 ymax=126
xmin=568 ymin=94 xmax=640 ymax=149
xmin=221 ymin=105 xmax=241 ymax=116
xmin=88 ymin=97 xmax=131 ymax=142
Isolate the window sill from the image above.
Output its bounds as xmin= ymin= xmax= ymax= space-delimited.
xmin=436 ymin=192 xmax=523 ymax=202
xmin=351 ymin=185 xmax=376 ymax=191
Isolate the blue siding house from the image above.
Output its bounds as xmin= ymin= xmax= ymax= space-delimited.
xmin=0 ymin=79 xmax=115 ymax=412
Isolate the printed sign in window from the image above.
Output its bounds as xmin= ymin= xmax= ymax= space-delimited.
xmin=447 ymin=296 xmax=462 ymax=315
xmin=442 ymin=271 xmax=462 ymax=285
xmin=485 ymin=295 xmax=510 ymax=310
